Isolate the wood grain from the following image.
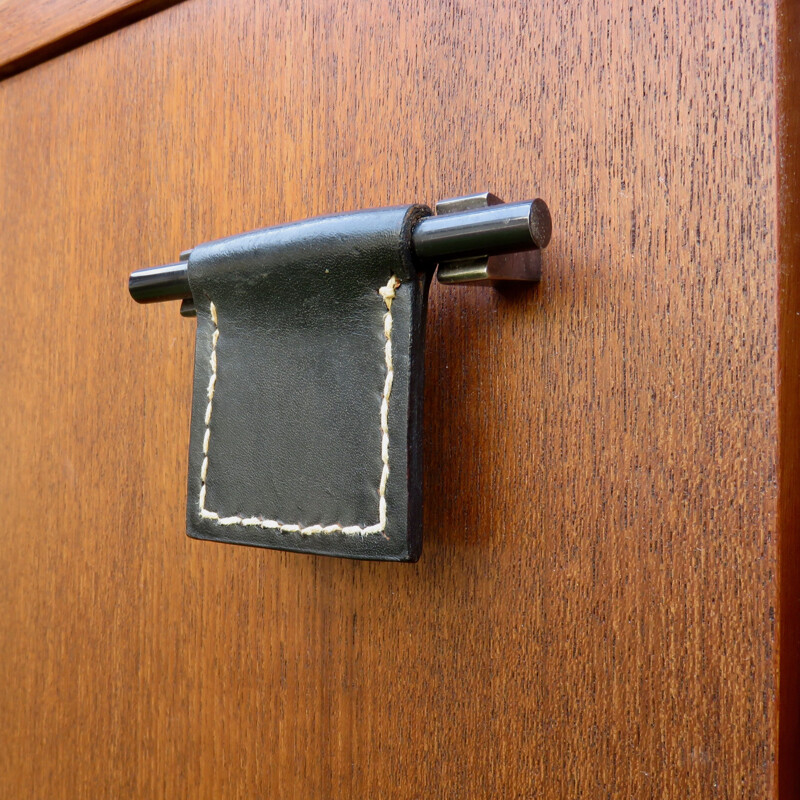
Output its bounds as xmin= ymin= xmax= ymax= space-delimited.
xmin=0 ymin=0 xmax=788 ymax=796
xmin=0 ymin=0 xmax=181 ymax=78
xmin=777 ymin=0 xmax=800 ymax=796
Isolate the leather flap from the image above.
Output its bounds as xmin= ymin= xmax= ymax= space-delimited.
xmin=185 ymin=205 xmax=431 ymax=561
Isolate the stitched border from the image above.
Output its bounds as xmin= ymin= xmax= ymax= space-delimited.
xmin=197 ymin=275 xmax=401 ymax=536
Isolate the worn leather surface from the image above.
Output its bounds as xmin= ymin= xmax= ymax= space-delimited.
xmin=185 ymin=205 xmax=431 ymax=561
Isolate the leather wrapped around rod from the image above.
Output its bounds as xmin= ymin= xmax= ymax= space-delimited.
xmin=185 ymin=205 xmax=431 ymax=561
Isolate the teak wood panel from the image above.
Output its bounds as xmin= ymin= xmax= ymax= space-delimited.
xmin=777 ymin=1 xmax=800 ymax=793
xmin=0 ymin=1 xmax=793 ymax=797
xmin=0 ymin=0 xmax=180 ymax=78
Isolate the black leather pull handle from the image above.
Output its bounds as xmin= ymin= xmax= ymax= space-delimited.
xmin=184 ymin=205 xmax=431 ymax=561
xmin=129 ymin=194 xmax=552 ymax=560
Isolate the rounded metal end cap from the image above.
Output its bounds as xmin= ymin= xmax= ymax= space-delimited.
xmin=528 ymin=198 xmax=552 ymax=249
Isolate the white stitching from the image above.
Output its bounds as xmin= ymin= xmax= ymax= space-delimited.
xmin=198 ymin=275 xmax=401 ymax=536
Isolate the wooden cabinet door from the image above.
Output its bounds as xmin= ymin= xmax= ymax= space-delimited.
xmin=1 ymin=1 xmax=797 ymax=796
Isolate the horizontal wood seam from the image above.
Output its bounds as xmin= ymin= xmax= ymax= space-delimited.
xmin=0 ymin=0 xmax=184 ymax=80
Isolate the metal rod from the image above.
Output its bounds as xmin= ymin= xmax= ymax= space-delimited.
xmin=412 ymin=199 xmax=550 ymax=260
xmin=129 ymin=261 xmax=192 ymax=303
xmin=128 ymin=199 xmax=551 ymax=303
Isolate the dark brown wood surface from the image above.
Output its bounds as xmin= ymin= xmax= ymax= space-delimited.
xmin=0 ymin=1 xmax=793 ymax=796
xmin=777 ymin=0 xmax=800 ymax=794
